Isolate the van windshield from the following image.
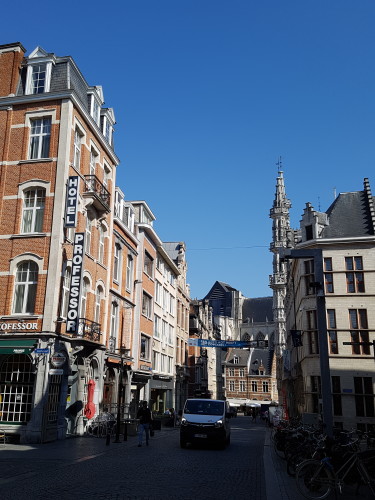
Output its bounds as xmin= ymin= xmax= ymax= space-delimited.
xmin=184 ymin=400 xmax=224 ymax=416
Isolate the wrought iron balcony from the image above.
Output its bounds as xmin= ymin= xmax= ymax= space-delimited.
xmin=83 ymin=175 xmax=110 ymax=213
xmin=77 ymin=318 xmax=101 ymax=342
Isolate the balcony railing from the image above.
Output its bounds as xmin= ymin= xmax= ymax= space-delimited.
xmin=83 ymin=175 xmax=110 ymax=212
xmin=77 ymin=318 xmax=101 ymax=342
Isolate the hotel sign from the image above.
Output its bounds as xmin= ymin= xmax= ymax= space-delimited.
xmin=65 ymin=176 xmax=80 ymax=228
xmin=66 ymin=233 xmax=85 ymax=334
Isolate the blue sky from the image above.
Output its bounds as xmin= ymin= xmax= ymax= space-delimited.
xmin=3 ymin=1 xmax=375 ymax=299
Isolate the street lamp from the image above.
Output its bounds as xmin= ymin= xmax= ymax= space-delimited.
xmin=114 ymin=346 xmax=129 ymax=443
xmin=285 ymin=248 xmax=333 ymax=438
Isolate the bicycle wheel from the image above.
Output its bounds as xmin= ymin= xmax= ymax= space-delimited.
xmin=296 ymin=459 xmax=333 ymax=500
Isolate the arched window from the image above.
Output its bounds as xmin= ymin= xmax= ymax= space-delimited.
xmin=94 ymin=286 xmax=103 ymax=325
xmin=98 ymin=224 xmax=105 ymax=265
xmin=60 ymin=266 xmax=71 ymax=318
xmin=109 ymin=301 xmax=119 ymax=352
xmin=80 ymin=277 xmax=89 ymax=319
xmin=21 ymin=188 xmax=45 ymax=233
xmin=13 ymin=261 xmax=38 ymax=314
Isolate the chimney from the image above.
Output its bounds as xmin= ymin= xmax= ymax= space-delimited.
xmin=0 ymin=42 xmax=26 ymax=97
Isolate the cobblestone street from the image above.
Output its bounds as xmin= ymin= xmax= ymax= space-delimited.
xmin=0 ymin=417 xmax=266 ymax=500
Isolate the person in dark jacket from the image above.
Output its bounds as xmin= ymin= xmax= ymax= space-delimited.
xmin=137 ymin=401 xmax=152 ymax=447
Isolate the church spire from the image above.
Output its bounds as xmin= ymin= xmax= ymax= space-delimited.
xmin=269 ymin=162 xmax=292 ymax=355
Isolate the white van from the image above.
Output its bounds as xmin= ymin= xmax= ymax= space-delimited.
xmin=180 ymin=398 xmax=231 ymax=448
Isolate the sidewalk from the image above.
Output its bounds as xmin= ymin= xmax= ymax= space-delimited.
xmin=0 ymin=426 xmax=175 ymax=486
xmin=263 ymin=426 xmax=374 ymax=500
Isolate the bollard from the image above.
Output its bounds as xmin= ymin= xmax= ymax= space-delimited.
xmin=106 ymin=431 xmax=111 ymax=446
xmin=123 ymin=421 xmax=128 ymax=441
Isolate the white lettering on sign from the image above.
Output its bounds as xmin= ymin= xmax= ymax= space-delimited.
xmin=65 ymin=176 xmax=79 ymax=228
xmin=0 ymin=322 xmax=38 ymax=331
xmin=66 ymin=232 xmax=85 ymax=334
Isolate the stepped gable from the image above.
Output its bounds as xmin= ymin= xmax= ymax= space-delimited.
xmin=242 ymin=297 xmax=273 ymax=323
xmin=322 ymin=178 xmax=375 ymax=238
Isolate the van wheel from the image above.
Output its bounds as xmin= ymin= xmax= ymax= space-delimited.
xmin=180 ymin=437 xmax=187 ymax=448
xmin=218 ymin=438 xmax=227 ymax=450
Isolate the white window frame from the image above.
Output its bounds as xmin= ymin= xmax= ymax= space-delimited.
xmin=94 ymin=286 xmax=103 ymax=325
xmin=90 ymin=96 xmax=100 ymax=125
xmin=154 ymin=314 xmax=161 ymax=339
xmin=155 ymin=281 xmax=162 ymax=305
xmin=142 ymin=292 xmax=152 ymax=319
xmin=80 ymin=277 xmax=89 ymax=319
xmin=110 ymin=301 xmax=119 ymax=340
xmin=25 ymin=62 xmax=52 ymax=95
xmin=125 ymin=254 xmax=133 ymax=291
xmin=85 ymin=214 xmax=92 ymax=255
xmin=90 ymin=148 xmax=98 ymax=177
xmin=60 ymin=265 xmax=71 ymax=319
xmin=29 ymin=117 xmax=51 ymax=159
xmin=12 ymin=261 xmax=39 ymax=314
xmin=73 ymin=128 xmax=82 ymax=169
xmin=98 ymin=224 xmax=105 ymax=265
xmin=140 ymin=333 xmax=150 ymax=360
xmin=21 ymin=188 xmax=46 ymax=233
xmin=113 ymin=243 xmax=121 ymax=283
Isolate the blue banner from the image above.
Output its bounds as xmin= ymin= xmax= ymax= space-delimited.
xmin=188 ymin=339 xmax=257 ymax=348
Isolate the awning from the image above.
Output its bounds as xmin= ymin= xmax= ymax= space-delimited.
xmin=0 ymin=339 xmax=37 ymax=354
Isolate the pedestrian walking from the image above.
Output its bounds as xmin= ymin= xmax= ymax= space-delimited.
xmin=137 ymin=401 xmax=152 ymax=447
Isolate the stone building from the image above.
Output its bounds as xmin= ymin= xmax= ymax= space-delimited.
xmin=272 ymin=172 xmax=375 ymax=431
xmin=163 ymin=242 xmax=190 ymax=413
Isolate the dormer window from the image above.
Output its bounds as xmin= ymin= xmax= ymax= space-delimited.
xmin=101 ymin=116 xmax=112 ymax=145
xmin=305 ymin=225 xmax=313 ymax=241
xmin=90 ymin=95 xmax=100 ymax=125
xmin=26 ymin=62 xmax=52 ymax=95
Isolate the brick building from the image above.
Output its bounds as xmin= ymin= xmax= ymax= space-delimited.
xmin=0 ymin=41 xmax=120 ymax=442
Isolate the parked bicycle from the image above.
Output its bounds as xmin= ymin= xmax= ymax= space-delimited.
xmin=86 ymin=411 xmax=116 ymax=438
xmin=295 ymin=438 xmax=375 ymax=499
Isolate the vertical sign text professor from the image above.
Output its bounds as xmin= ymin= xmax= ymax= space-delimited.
xmin=66 ymin=233 xmax=85 ymax=334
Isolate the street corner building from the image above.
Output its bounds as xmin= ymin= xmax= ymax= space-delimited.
xmin=269 ymin=168 xmax=375 ymax=433
xmin=0 ymin=41 xmax=192 ymax=444
xmin=0 ymin=41 xmax=121 ymax=443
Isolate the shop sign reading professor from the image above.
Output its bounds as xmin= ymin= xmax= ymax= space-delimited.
xmin=66 ymin=233 xmax=85 ymax=334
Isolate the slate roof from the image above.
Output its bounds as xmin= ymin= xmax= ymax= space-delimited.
xmin=249 ymin=348 xmax=270 ymax=375
xmin=204 ymin=281 xmax=239 ymax=299
xmin=322 ymin=190 xmax=375 ymax=238
xmin=242 ymin=297 xmax=273 ymax=323
xmin=163 ymin=242 xmax=180 ymax=262
xmin=226 ymin=348 xmax=249 ymax=366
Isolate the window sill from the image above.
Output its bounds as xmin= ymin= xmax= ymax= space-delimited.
xmin=19 ymin=158 xmax=53 ymax=164
xmin=1 ymin=314 xmax=41 ymax=320
xmin=10 ymin=233 xmax=48 ymax=239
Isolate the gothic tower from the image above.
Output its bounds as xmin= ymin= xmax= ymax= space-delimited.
xmin=269 ymin=165 xmax=292 ymax=357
